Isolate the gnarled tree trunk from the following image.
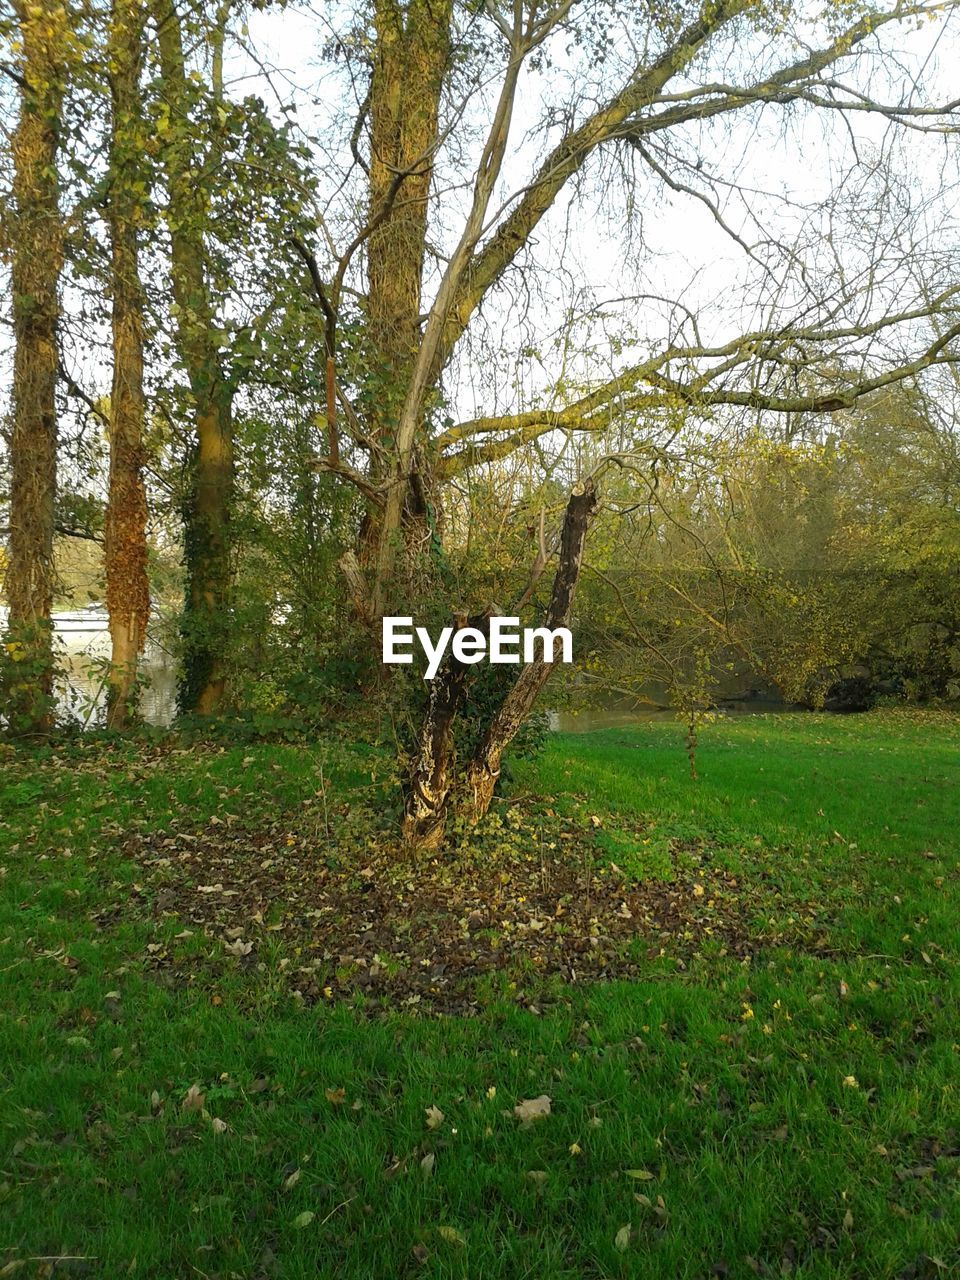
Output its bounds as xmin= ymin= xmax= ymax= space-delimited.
xmin=461 ymin=479 xmax=598 ymax=822
xmin=104 ymin=0 xmax=150 ymax=729
xmin=402 ymin=609 xmax=493 ymax=848
xmin=402 ymin=480 xmax=598 ymax=848
xmin=2 ymin=1 xmax=68 ymax=735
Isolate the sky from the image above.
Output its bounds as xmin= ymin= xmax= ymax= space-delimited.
xmin=224 ymin=0 xmax=960 ymax=428
xmin=0 ymin=0 xmax=958 ymax=470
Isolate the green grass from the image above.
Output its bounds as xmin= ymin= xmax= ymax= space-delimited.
xmin=1 ymin=711 xmax=958 ymax=1279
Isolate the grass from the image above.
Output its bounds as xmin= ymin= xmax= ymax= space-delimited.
xmin=0 ymin=710 xmax=958 ymax=1279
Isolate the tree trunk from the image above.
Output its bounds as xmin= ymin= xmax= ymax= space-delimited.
xmin=361 ymin=0 xmax=452 ymax=613
xmin=461 ymin=479 xmax=599 ymax=821
xmin=402 ymin=610 xmax=492 ymax=848
xmin=104 ymin=0 xmax=150 ymax=729
xmin=153 ymin=0 xmax=235 ymax=715
xmin=2 ymin=2 xmax=67 ymax=735
xmin=179 ymin=397 xmax=234 ymax=714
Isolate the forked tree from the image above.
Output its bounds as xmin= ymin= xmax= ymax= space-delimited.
xmin=282 ymin=0 xmax=960 ymax=841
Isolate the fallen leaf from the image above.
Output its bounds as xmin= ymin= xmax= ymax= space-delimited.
xmin=211 ymin=1117 xmax=228 ymax=1134
xmin=291 ymin=1210 xmax=315 ymax=1229
xmin=325 ymin=1087 xmax=346 ymax=1105
xmin=420 ymin=1152 xmax=435 ymax=1178
xmin=514 ymin=1095 xmax=551 ymax=1127
xmin=615 ymin=1225 xmax=631 ymax=1251
xmin=182 ymin=1084 xmax=205 ymax=1112
xmin=283 ymin=1169 xmax=301 ymax=1192
xmin=625 ymin=1169 xmax=655 ymax=1181
xmin=425 ymin=1105 xmax=444 ymax=1129
xmin=437 ymin=1226 xmax=465 ymax=1247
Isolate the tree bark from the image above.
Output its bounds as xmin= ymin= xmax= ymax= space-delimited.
xmin=361 ymin=0 xmax=452 ymax=610
xmin=104 ymin=0 xmax=150 ymax=729
xmin=461 ymin=479 xmax=599 ymax=821
xmin=2 ymin=2 xmax=68 ymax=734
xmin=153 ymin=0 xmax=235 ymax=715
xmin=402 ymin=609 xmax=492 ymax=849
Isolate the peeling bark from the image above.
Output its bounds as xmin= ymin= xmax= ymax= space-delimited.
xmin=402 ymin=609 xmax=493 ymax=849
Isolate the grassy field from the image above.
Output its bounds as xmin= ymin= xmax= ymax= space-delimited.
xmin=0 ymin=711 xmax=958 ymax=1279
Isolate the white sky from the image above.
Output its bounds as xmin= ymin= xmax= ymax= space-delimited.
xmin=225 ymin=1 xmax=960 ymax=427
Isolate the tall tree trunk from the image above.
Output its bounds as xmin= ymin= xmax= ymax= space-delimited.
xmin=104 ymin=0 xmax=150 ymax=729
xmin=461 ymin=479 xmax=599 ymax=822
xmin=153 ymin=0 xmax=234 ymax=715
xmin=2 ymin=2 xmax=68 ymax=735
xmin=361 ymin=0 xmax=452 ymax=607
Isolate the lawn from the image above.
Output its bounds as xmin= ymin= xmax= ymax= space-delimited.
xmin=0 ymin=710 xmax=958 ymax=1279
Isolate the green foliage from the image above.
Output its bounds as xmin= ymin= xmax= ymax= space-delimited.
xmin=458 ymin=660 xmax=551 ymax=764
xmin=0 ymin=621 xmax=58 ymax=737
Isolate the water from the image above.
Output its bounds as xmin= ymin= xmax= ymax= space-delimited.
xmin=48 ymin=610 xmax=178 ymax=727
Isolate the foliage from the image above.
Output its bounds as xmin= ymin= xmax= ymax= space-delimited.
xmin=0 ymin=621 xmax=59 ymax=737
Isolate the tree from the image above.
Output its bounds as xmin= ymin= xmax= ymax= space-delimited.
xmin=104 ymin=0 xmax=150 ymax=727
xmin=1 ymin=0 xmax=70 ymax=733
xmin=285 ymin=0 xmax=960 ymax=839
xmin=151 ymin=0 xmax=236 ymax=715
